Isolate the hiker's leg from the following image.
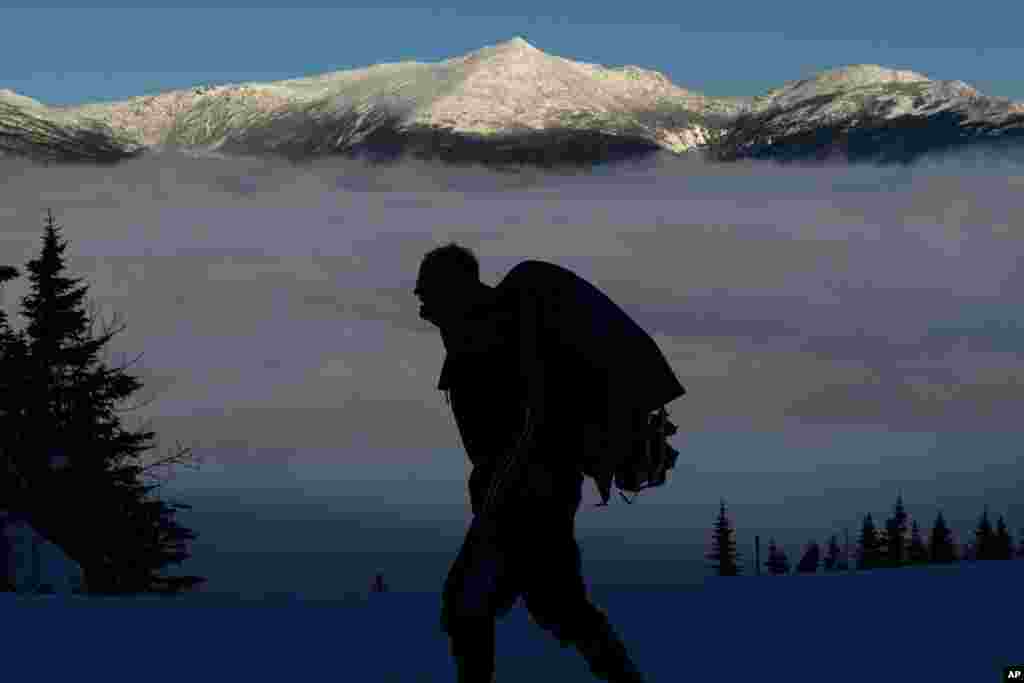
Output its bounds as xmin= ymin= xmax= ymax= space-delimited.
xmin=522 ymin=532 xmax=645 ymax=682
xmin=567 ymin=605 xmax=646 ymax=683
xmin=448 ymin=617 xmax=497 ymax=683
xmin=441 ymin=515 xmax=520 ymax=682
xmin=516 ymin=478 xmax=646 ymax=683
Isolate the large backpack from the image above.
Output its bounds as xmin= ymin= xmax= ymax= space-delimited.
xmin=591 ymin=405 xmax=680 ymax=506
xmin=439 ymin=259 xmax=687 ymax=510
xmin=476 ymin=401 xmax=682 ymax=514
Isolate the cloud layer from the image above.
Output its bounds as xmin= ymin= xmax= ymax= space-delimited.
xmin=4 ymin=148 xmax=1023 ymax=593
xmin=2 ymin=151 xmax=1022 ymax=465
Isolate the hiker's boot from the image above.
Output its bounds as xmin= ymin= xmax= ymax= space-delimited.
xmin=570 ymin=609 xmax=646 ymax=683
xmin=453 ymin=654 xmax=496 ymax=683
xmin=449 ymin=618 xmax=497 ymax=683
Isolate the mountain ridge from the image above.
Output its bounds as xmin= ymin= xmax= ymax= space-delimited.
xmin=1 ymin=37 xmax=1021 ymax=167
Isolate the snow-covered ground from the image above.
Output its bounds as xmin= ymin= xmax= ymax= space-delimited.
xmin=2 ymin=560 xmax=1019 ymax=682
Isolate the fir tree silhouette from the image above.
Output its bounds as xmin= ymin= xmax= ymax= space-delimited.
xmin=705 ymin=498 xmax=742 ymax=576
xmin=928 ymin=511 xmax=956 ymax=564
xmin=1 ymin=265 xmax=30 ymax=506
xmin=764 ymin=538 xmax=790 ymax=575
xmin=822 ymin=534 xmax=842 ymax=572
xmin=991 ymin=515 xmax=1013 ymax=561
xmin=857 ymin=513 xmax=883 ymax=570
xmin=796 ymin=539 xmax=820 ymax=574
xmin=0 ymin=208 xmax=206 ymax=595
xmin=875 ymin=526 xmax=890 ymax=566
xmin=973 ymin=505 xmax=994 ymax=561
xmin=907 ymin=519 xmax=929 ymax=566
xmin=882 ymin=494 xmax=909 ymax=569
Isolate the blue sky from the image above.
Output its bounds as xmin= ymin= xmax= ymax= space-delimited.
xmin=1 ymin=5 xmax=1022 ymax=600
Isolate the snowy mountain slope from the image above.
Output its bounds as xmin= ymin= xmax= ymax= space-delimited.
xmin=1 ymin=38 xmax=1021 ymax=167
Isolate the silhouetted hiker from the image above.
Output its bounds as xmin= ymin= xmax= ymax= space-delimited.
xmin=416 ymin=243 xmax=678 ymax=683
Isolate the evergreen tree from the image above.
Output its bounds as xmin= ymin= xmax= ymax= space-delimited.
xmin=928 ymin=511 xmax=955 ymax=564
xmin=705 ymin=498 xmax=743 ymax=576
xmin=823 ymin=534 xmax=842 ymax=572
xmin=796 ymin=539 xmax=821 ymax=574
xmin=875 ymin=526 xmax=889 ymax=566
xmin=907 ymin=519 xmax=929 ymax=565
xmin=991 ymin=515 xmax=1013 ymax=561
xmin=1 ymin=264 xmax=31 ymax=504
xmin=973 ymin=505 xmax=994 ymax=561
xmin=764 ymin=538 xmax=790 ymax=575
xmin=882 ymin=494 xmax=909 ymax=568
xmin=836 ymin=530 xmax=851 ymax=572
xmin=0 ymin=209 xmax=206 ymax=595
xmin=857 ymin=513 xmax=883 ymax=570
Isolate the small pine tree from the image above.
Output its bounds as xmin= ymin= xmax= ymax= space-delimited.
xmin=857 ymin=513 xmax=883 ymax=570
xmin=837 ymin=530 xmax=851 ymax=572
xmin=764 ymin=538 xmax=790 ymax=576
xmin=992 ymin=515 xmax=1013 ymax=561
xmin=973 ymin=506 xmax=994 ymax=561
xmin=796 ymin=539 xmax=821 ymax=574
xmin=705 ymin=498 xmax=743 ymax=576
xmin=883 ymin=494 xmax=909 ymax=568
xmin=823 ymin=534 xmax=842 ymax=572
xmin=907 ymin=519 xmax=929 ymax=565
xmin=875 ymin=526 xmax=889 ymax=566
xmin=928 ymin=511 xmax=955 ymax=564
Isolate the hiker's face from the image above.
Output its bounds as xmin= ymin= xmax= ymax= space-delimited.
xmin=415 ymin=270 xmax=469 ymax=327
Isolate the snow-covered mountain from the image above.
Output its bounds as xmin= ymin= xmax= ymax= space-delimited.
xmin=1 ymin=37 xmax=1021 ymax=167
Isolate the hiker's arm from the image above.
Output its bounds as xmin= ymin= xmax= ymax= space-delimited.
xmin=479 ymin=288 xmax=545 ymax=519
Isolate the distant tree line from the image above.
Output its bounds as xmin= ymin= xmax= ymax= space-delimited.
xmin=1 ymin=208 xmax=207 ymax=596
xmin=707 ymin=495 xmax=1023 ymax=577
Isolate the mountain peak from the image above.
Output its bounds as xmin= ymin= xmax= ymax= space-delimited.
xmin=811 ymin=64 xmax=931 ymax=87
xmin=474 ymin=36 xmax=542 ymax=58
xmin=447 ymin=36 xmax=544 ymax=66
xmin=495 ymin=36 xmax=536 ymax=50
xmin=752 ymin=63 xmax=934 ymax=110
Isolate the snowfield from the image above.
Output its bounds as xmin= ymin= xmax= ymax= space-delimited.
xmin=2 ymin=560 xmax=1019 ymax=682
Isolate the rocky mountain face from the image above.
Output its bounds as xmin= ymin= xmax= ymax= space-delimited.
xmin=711 ymin=64 xmax=1024 ymax=164
xmin=1 ymin=37 xmax=1021 ymax=168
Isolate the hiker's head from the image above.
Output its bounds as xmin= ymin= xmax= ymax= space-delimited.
xmin=415 ymin=242 xmax=487 ymax=326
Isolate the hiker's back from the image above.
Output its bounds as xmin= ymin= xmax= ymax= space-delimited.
xmin=439 ymin=296 xmax=527 ymax=466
